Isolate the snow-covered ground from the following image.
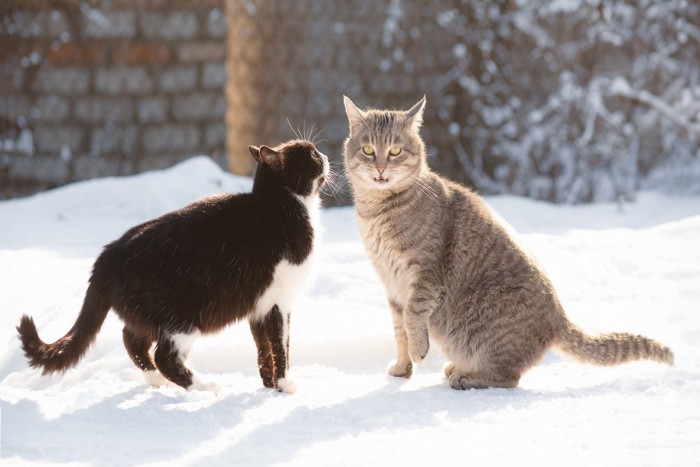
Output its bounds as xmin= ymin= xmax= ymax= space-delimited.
xmin=1 ymin=157 xmax=699 ymax=466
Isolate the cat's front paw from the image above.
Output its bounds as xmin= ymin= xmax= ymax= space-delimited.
xmin=408 ymin=338 xmax=429 ymax=363
xmin=388 ymin=361 xmax=413 ymax=378
xmin=276 ymin=378 xmax=297 ymax=394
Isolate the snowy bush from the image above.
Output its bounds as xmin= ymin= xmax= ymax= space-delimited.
xmin=424 ymin=0 xmax=700 ymax=202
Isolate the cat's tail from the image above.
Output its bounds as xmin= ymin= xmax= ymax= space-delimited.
xmin=554 ymin=322 xmax=674 ymax=366
xmin=17 ymin=280 xmax=111 ymax=374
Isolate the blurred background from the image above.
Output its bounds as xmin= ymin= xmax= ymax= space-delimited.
xmin=1 ymin=0 xmax=698 ymax=205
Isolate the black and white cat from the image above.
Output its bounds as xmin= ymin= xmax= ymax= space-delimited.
xmin=17 ymin=139 xmax=329 ymax=394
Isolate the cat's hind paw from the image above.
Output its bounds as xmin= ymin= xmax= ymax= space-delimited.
xmin=187 ymin=377 xmax=221 ymax=395
xmin=143 ymin=370 xmax=170 ymax=387
xmin=447 ymin=371 xmax=518 ymax=390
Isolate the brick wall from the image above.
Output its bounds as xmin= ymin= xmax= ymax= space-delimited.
xmin=0 ymin=0 xmax=227 ymax=198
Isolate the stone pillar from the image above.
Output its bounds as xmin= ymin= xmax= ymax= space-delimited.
xmin=224 ymin=0 xmax=261 ymax=176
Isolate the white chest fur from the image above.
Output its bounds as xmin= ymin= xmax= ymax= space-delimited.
xmin=357 ymin=214 xmax=415 ymax=308
xmin=251 ymin=193 xmax=320 ymax=320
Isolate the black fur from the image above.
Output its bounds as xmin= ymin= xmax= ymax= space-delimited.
xmin=249 ymin=305 xmax=289 ymax=390
xmin=17 ymin=139 xmax=326 ymax=391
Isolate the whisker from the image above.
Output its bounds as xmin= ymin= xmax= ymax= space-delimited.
xmin=413 ymin=176 xmax=438 ymax=198
xmin=302 ymin=117 xmax=309 ymax=142
xmin=322 ymin=179 xmax=343 ymax=198
xmin=411 ymin=182 xmax=433 ymax=200
xmin=308 ymin=123 xmax=316 ymax=143
xmin=311 ymin=127 xmax=326 ymax=145
xmin=323 ymin=189 xmax=345 ymax=204
xmin=417 ymin=182 xmax=438 ymax=200
xmin=410 ymin=175 xmax=439 ymax=200
xmin=286 ymin=118 xmax=303 ymax=141
xmin=324 ymin=171 xmax=342 ymax=190
xmin=320 ymin=168 xmax=350 ymax=203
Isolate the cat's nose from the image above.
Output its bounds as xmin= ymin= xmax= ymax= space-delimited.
xmin=377 ymin=167 xmax=386 ymax=175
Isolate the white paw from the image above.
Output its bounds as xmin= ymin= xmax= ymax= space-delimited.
xmin=143 ymin=370 xmax=170 ymax=387
xmin=276 ymin=378 xmax=297 ymax=394
xmin=187 ymin=377 xmax=221 ymax=395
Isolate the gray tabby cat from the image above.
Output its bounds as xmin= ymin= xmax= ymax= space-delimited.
xmin=342 ymin=96 xmax=674 ymax=389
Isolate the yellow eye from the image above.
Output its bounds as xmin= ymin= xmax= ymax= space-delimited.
xmin=362 ymin=145 xmax=375 ymax=156
xmin=389 ymin=146 xmax=402 ymax=156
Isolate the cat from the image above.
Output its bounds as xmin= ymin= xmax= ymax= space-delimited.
xmin=342 ymin=96 xmax=673 ymax=390
xmin=17 ymin=139 xmax=329 ymax=394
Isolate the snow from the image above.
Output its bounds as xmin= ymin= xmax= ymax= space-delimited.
xmin=1 ymin=156 xmax=699 ymax=466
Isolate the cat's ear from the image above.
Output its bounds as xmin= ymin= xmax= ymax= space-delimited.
xmin=249 ymin=145 xmax=283 ymax=169
xmin=248 ymin=145 xmax=262 ymax=162
xmin=343 ymin=96 xmax=366 ymax=134
xmin=257 ymin=145 xmax=284 ymax=170
xmin=404 ymin=96 xmax=426 ymax=130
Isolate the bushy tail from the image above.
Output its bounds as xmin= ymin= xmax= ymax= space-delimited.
xmin=17 ymin=282 xmax=111 ymax=374
xmin=554 ymin=322 xmax=674 ymax=366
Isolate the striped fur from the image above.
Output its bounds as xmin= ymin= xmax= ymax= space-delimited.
xmin=342 ymin=96 xmax=673 ymax=390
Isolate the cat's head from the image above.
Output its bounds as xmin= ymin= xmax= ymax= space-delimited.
xmin=342 ymin=96 xmax=427 ymax=192
xmin=248 ymin=139 xmax=329 ymax=197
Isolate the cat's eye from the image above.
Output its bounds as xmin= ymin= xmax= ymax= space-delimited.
xmin=389 ymin=146 xmax=402 ymax=156
xmin=362 ymin=145 xmax=375 ymax=156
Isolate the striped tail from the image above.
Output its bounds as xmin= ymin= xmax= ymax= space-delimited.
xmin=554 ymin=322 xmax=674 ymax=366
xmin=17 ymin=281 xmax=111 ymax=374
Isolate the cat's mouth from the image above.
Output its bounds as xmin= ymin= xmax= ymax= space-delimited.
xmin=374 ymin=175 xmax=389 ymax=183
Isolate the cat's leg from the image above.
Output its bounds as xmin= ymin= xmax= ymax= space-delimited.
xmin=444 ymin=332 xmax=524 ymax=390
xmin=387 ymin=300 xmax=412 ymax=378
xmin=286 ymin=313 xmax=291 ymax=372
xmin=446 ymin=288 xmax=551 ymax=390
xmin=153 ymin=331 xmax=220 ymax=394
xmin=265 ymin=305 xmax=296 ymax=393
xmin=122 ymin=327 xmax=169 ymax=387
xmin=249 ymin=319 xmax=275 ymax=388
xmin=403 ymin=282 xmax=444 ymax=363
